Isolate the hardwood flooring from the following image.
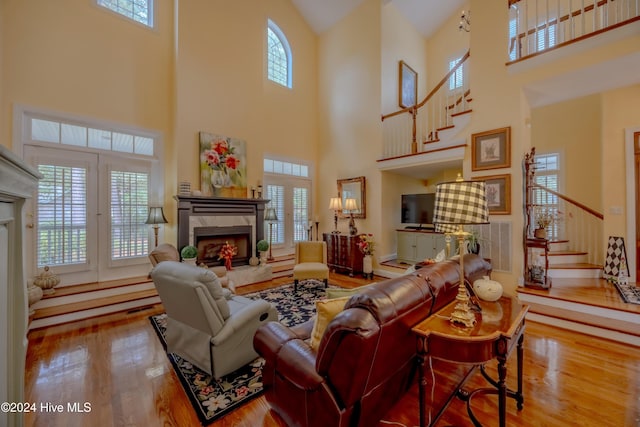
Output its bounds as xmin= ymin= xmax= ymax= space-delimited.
xmin=24 ymin=273 xmax=640 ymax=427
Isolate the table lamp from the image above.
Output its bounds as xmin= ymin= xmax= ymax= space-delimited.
xmin=433 ymin=179 xmax=489 ymax=328
xmin=329 ymin=197 xmax=342 ymax=233
xmin=264 ymin=207 xmax=278 ymax=260
xmin=145 ymin=206 xmax=168 ymax=248
xmin=344 ymin=198 xmax=358 ymax=235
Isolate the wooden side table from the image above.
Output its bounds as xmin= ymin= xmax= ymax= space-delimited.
xmin=412 ymin=296 xmax=528 ymax=427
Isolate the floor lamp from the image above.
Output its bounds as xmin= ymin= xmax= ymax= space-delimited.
xmin=329 ymin=197 xmax=342 ymax=233
xmin=433 ymin=179 xmax=489 ymax=328
xmin=264 ymin=207 xmax=278 ymax=260
xmin=146 ymin=206 xmax=168 ymax=248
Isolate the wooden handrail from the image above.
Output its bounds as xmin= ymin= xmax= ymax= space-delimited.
xmin=532 ymin=183 xmax=604 ymax=220
xmin=381 ymin=50 xmax=470 ymax=121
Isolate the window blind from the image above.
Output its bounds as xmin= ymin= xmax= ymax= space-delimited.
xmin=110 ymin=170 xmax=149 ymax=259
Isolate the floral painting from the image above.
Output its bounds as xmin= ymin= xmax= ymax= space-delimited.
xmin=199 ymin=132 xmax=247 ymax=198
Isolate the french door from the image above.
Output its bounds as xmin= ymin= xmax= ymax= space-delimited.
xmin=264 ymin=175 xmax=312 ymax=255
xmin=24 ymin=145 xmax=152 ymax=285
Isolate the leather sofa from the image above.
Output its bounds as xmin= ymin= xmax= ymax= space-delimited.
xmin=253 ymin=254 xmax=491 ymax=427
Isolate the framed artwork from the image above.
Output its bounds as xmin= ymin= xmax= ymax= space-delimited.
xmin=471 ymin=126 xmax=511 ymax=171
xmin=398 ymin=60 xmax=417 ymax=108
xmin=199 ymin=131 xmax=247 ymax=198
xmin=476 ymin=174 xmax=511 ymax=215
xmin=337 ymin=176 xmax=366 ymax=219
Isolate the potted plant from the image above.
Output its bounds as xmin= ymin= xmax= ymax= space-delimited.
xmin=466 ymin=230 xmax=480 ymax=254
xmin=257 ymin=240 xmax=269 ymax=265
xmin=534 ymin=209 xmax=558 ymax=239
xmin=180 ymin=245 xmax=198 ymax=265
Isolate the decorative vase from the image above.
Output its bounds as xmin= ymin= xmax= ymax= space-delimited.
xmin=224 ymin=257 xmax=233 ymax=271
xmin=259 ymin=251 xmax=268 ymax=266
xmin=182 ymin=257 xmax=197 ymax=266
xmin=362 ymin=254 xmax=373 ymax=279
xmin=534 ymin=228 xmax=547 ymax=239
xmin=34 ymin=266 xmax=60 ymax=295
xmin=467 ymin=242 xmax=480 ymax=255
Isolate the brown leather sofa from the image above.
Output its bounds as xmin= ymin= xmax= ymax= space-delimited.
xmin=253 ymin=254 xmax=492 ymax=427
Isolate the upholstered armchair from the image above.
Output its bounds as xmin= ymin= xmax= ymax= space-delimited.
xmin=293 ymin=241 xmax=329 ymax=291
xmin=151 ymin=261 xmax=277 ymax=379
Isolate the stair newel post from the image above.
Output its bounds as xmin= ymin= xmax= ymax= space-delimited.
xmin=411 ymin=105 xmax=418 ymax=154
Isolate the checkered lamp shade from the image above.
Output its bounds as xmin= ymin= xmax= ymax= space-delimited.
xmin=433 ymin=180 xmax=489 ymax=233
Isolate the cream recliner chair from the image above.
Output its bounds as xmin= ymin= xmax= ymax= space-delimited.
xmin=292 ymin=241 xmax=329 ymax=292
xmin=151 ymin=261 xmax=277 ymax=379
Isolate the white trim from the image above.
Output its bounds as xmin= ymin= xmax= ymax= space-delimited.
xmin=625 ymin=126 xmax=640 ymax=282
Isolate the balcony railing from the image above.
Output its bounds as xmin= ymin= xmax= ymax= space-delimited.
xmin=508 ymin=0 xmax=640 ymax=62
xmin=381 ymin=51 xmax=471 ymax=159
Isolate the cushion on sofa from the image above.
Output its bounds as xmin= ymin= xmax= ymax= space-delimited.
xmin=325 ymin=283 xmax=376 ymax=299
xmin=310 ymin=296 xmax=350 ymax=350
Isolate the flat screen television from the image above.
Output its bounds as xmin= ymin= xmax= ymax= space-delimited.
xmin=401 ymin=193 xmax=436 ymax=228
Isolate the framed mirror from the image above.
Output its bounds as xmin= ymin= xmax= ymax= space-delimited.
xmin=338 ymin=176 xmax=366 ymax=219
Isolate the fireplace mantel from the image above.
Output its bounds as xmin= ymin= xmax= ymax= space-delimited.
xmin=175 ymin=195 xmax=270 ymax=259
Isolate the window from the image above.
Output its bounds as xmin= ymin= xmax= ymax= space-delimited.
xmin=263 ymin=156 xmax=311 ymax=252
xmin=110 ymin=170 xmax=149 ymax=259
xmin=267 ymin=19 xmax=292 ymax=88
xmin=534 ymin=152 xmax=561 ymax=239
xmin=537 ymin=24 xmax=557 ymax=51
xmin=96 ymin=0 xmax=154 ymax=28
xmin=448 ymin=57 xmax=463 ymax=90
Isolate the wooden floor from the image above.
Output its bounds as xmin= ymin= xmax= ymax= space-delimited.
xmin=24 ymin=273 xmax=640 ymax=427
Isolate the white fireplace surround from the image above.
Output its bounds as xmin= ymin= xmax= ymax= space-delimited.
xmin=188 ymin=215 xmax=256 ymax=250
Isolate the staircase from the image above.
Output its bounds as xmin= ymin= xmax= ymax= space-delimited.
xmin=547 ymin=239 xmax=602 ymax=279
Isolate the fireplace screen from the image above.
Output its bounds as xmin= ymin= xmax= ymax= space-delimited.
xmin=194 ymin=225 xmax=252 ymax=267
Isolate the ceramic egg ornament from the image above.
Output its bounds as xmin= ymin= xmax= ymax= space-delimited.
xmin=473 ymin=276 xmax=503 ymax=302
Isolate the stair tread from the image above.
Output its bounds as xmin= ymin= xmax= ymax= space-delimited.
xmin=42 ymin=276 xmax=151 ymax=300
xmin=548 ymin=250 xmax=588 ymax=256
xmin=33 ymin=288 xmax=158 ymax=320
xmin=451 ymin=109 xmax=472 ymax=117
xmin=548 ymin=262 xmax=602 ymax=269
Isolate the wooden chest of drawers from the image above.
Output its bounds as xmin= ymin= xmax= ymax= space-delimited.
xmin=323 ymin=233 xmax=364 ymax=276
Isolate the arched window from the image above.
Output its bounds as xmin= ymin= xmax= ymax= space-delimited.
xmin=267 ymin=19 xmax=292 ymax=88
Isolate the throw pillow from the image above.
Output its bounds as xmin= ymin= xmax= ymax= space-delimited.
xmin=325 ymin=283 xmax=376 ymax=299
xmin=310 ymin=296 xmax=350 ymax=351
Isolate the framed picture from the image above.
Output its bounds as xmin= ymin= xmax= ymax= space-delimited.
xmin=338 ymin=176 xmax=366 ymax=219
xmin=476 ymin=174 xmax=511 ymax=215
xmin=199 ymin=131 xmax=247 ymax=198
xmin=471 ymin=126 xmax=511 ymax=171
xmin=398 ymin=60 xmax=417 ymax=108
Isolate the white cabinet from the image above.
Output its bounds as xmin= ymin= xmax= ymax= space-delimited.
xmin=396 ymin=230 xmax=452 ymax=264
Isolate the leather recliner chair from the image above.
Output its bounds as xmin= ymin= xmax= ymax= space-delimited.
xmin=254 ymin=254 xmax=491 ymax=426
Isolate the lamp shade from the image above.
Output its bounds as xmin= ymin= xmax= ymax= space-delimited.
xmin=344 ymin=198 xmax=358 ymax=211
xmin=145 ymin=206 xmax=168 ymax=225
xmin=264 ymin=207 xmax=278 ymax=221
xmin=329 ymin=197 xmax=342 ymax=210
xmin=433 ymin=180 xmax=489 ymax=231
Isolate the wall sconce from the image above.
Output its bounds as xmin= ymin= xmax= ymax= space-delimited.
xmin=145 ymin=206 xmax=168 ymax=248
xmin=459 ymin=10 xmax=471 ymax=32
xmin=264 ymin=207 xmax=278 ymax=260
xmin=344 ymin=198 xmax=358 ymax=236
xmin=328 ymin=197 xmax=342 ymax=234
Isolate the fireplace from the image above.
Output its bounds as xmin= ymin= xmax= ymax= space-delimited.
xmin=194 ymin=225 xmax=252 ymax=267
xmin=175 ymin=195 xmax=269 ymax=267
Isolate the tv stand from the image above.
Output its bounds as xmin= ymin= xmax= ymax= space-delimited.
xmin=404 ymin=224 xmax=434 ymax=231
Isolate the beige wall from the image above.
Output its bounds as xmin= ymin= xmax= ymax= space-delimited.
xmin=174 ymin=0 xmax=318 ymax=211
xmin=531 ymin=94 xmax=602 ymax=211
xmin=381 ymin=3 xmax=428 ymax=114
xmin=602 ymin=83 xmax=640 ymax=241
xmin=1 ymin=0 xmax=174 ymax=149
xmin=317 ymin=0 xmax=384 ymax=251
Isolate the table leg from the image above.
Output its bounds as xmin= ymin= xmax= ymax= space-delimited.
xmin=516 ymin=332 xmax=525 ymax=410
xmin=417 ymin=353 xmax=427 ymax=427
xmin=497 ymin=355 xmax=507 ymax=427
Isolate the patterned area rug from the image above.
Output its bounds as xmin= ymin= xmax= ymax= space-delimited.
xmin=613 ymin=280 xmax=640 ymax=305
xmin=149 ymin=279 xmax=329 ymax=425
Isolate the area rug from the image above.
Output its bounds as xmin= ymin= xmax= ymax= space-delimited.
xmin=149 ymin=279 xmax=329 ymax=425
xmin=613 ymin=280 xmax=640 ymax=305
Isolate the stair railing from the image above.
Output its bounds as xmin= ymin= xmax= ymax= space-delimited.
xmin=381 ymin=51 xmax=471 ymax=159
xmin=524 ymin=148 xmax=604 ymax=265
xmin=508 ymin=0 xmax=640 ymax=63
